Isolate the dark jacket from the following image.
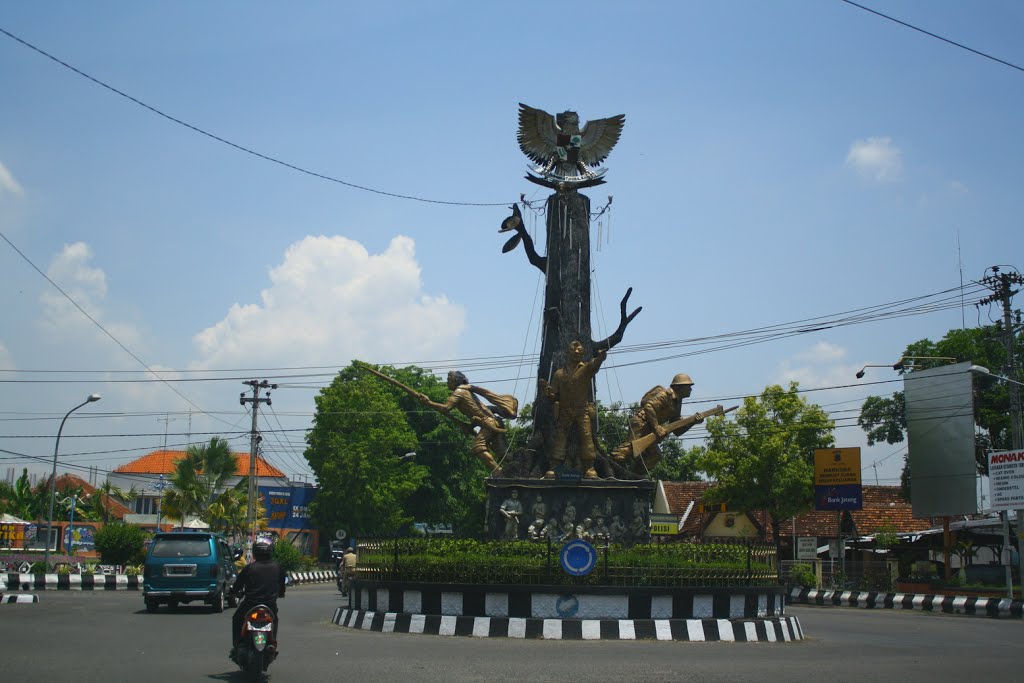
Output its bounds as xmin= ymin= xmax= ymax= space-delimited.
xmin=231 ymin=559 xmax=285 ymax=604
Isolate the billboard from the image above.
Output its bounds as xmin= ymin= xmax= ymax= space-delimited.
xmin=905 ymin=362 xmax=978 ymax=517
xmin=257 ymin=485 xmax=317 ymax=529
xmin=814 ymin=447 xmax=862 ymax=510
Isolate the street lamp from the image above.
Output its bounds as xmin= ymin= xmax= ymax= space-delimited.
xmin=44 ymin=394 xmax=101 ymax=569
xmin=855 ymin=356 xmax=956 ymax=379
xmin=969 ymin=365 xmax=1024 ymax=388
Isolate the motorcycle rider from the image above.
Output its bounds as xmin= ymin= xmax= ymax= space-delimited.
xmin=340 ymin=546 xmax=357 ymax=596
xmin=229 ymin=538 xmax=285 ymax=661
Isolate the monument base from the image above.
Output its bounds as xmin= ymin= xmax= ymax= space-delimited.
xmin=485 ymin=477 xmax=656 ymax=543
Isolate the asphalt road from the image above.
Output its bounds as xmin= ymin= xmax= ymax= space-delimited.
xmin=1 ymin=584 xmax=1021 ymax=682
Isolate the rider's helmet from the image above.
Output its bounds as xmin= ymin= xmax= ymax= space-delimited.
xmin=252 ymin=539 xmax=273 ymax=561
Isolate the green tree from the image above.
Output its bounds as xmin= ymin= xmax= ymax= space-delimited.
xmin=699 ymin=382 xmax=835 ymax=571
xmin=207 ymin=484 xmax=267 ymax=536
xmin=3 ymin=469 xmax=51 ymax=520
xmin=390 ymin=365 xmax=488 ymax=535
xmin=93 ymin=522 xmax=149 ymax=565
xmin=161 ymin=437 xmax=237 ymax=526
xmin=89 ymin=480 xmax=138 ymax=525
xmin=305 ymin=364 xmax=428 ymax=538
xmin=857 ymin=325 xmax=1020 ymax=496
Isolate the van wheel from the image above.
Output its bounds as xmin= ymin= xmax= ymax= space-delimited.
xmin=211 ymin=590 xmax=224 ymax=613
xmin=145 ymin=598 xmax=159 ymax=613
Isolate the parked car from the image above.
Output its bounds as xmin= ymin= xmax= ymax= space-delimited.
xmin=143 ymin=532 xmax=238 ymax=613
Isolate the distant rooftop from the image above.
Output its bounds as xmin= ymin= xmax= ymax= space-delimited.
xmin=113 ymin=449 xmax=286 ymax=478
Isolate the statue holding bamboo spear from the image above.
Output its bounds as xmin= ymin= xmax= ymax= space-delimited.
xmin=357 ymin=362 xmax=519 ymax=476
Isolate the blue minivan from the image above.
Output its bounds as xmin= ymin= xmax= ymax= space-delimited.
xmin=143 ymin=532 xmax=238 ymax=613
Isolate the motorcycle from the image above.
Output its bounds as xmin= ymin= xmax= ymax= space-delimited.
xmin=232 ymin=574 xmax=289 ymax=680
xmin=233 ymin=603 xmax=278 ymax=680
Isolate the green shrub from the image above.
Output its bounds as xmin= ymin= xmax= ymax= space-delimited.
xmin=93 ymin=523 xmax=150 ymax=566
xmin=787 ymin=563 xmax=817 ymax=588
xmin=858 ymin=566 xmax=893 ymax=592
xmin=271 ymin=540 xmax=303 ymax=573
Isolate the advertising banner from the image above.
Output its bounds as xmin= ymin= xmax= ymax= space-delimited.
xmin=814 ymin=447 xmax=863 ymax=510
xmin=988 ymin=449 xmax=1024 ymax=511
xmin=257 ymin=485 xmax=317 ymax=529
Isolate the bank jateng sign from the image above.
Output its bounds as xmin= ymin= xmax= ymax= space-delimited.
xmin=257 ymin=486 xmax=316 ymax=529
xmin=813 ymin=447 xmax=863 ymax=511
xmin=988 ymin=449 xmax=1024 ymax=512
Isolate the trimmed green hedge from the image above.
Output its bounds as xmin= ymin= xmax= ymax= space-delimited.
xmin=355 ymin=539 xmax=776 ymax=587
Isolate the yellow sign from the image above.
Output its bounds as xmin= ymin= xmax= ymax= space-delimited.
xmin=814 ymin=447 xmax=861 ymax=486
xmin=651 ymin=523 xmax=678 ymax=535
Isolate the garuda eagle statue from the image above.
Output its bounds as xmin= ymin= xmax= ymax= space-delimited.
xmin=517 ymin=103 xmax=625 ymax=189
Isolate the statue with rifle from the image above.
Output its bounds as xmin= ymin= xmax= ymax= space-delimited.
xmin=357 ymin=362 xmax=518 ymax=475
xmin=611 ymin=373 xmax=737 ymax=474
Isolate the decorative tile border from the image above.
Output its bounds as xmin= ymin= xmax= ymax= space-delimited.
xmin=789 ymin=588 xmax=1024 ymax=619
xmin=331 ymin=607 xmax=803 ymax=642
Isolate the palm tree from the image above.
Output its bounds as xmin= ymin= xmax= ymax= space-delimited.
xmin=161 ymin=437 xmax=237 ymax=528
xmin=90 ymin=480 xmax=138 ymax=524
xmin=207 ymin=481 xmax=268 ymax=537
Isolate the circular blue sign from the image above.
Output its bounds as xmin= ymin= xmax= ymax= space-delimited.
xmin=560 ymin=539 xmax=597 ymax=577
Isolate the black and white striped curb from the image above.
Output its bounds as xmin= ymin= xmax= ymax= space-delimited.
xmin=790 ymin=588 xmax=1024 ymax=619
xmin=332 ymin=608 xmax=803 ymax=642
xmin=1 ymin=594 xmax=39 ymax=604
xmin=1 ymin=570 xmax=336 ymax=591
xmin=1 ymin=573 xmax=141 ymax=591
xmin=287 ymin=570 xmax=337 ymax=585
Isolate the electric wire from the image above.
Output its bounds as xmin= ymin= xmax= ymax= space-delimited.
xmin=839 ymin=0 xmax=1024 ymax=74
xmin=0 ymin=25 xmax=509 ymax=207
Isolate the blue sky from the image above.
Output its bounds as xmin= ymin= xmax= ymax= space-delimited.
xmin=1 ymin=1 xmax=1021 ymax=494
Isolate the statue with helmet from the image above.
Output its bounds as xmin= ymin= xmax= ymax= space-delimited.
xmin=611 ymin=374 xmax=736 ymax=475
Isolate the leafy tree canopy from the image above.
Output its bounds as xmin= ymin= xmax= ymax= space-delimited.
xmin=305 ymin=363 xmax=486 ymax=538
xmin=699 ymin=382 xmax=835 ymax=549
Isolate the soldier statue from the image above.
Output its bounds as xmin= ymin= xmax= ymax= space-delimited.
xmin=540 ymin=340 xmax=607 ymax=478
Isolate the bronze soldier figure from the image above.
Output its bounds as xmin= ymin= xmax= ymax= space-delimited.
xmin=612 ymin=374 xmax=698 ymax=473
xmin=540 ymin=340 xmax=607 ymax=479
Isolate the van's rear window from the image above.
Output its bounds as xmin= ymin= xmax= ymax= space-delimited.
xmin=151 ymin=538 xmax=211 ymax=558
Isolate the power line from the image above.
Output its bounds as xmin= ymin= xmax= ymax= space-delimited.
xmin=0 ymin=25 xmax=509 ymax=207
xmin=839 ymin=0 xmax=1024 ymax=74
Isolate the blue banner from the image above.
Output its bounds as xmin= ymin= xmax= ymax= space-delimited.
xmin=815 ymin=484 xmax=863 ymax=511
xmin=257 ymin=485 xmax=317 ymax=528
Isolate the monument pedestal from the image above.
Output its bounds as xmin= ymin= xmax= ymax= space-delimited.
xmin=485 ymin=477 xmax=656 ymax=543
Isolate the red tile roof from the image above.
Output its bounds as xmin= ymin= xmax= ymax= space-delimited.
xmin=661 ymin=481 xmax=932 ymax=537
xmin=113 ymin=450 xmax=286 ymax=478
xmin=54 ymin=474 xmax=133 ymax=520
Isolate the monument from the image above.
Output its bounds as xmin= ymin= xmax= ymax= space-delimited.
xmin=482 ymin=104 xmax=727 ymax=542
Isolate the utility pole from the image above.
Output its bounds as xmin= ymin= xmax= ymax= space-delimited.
xmin=240 ymin=380 xmax=276 ymax=545
xmin=979 ymin=266 xmax=1023 ymax=596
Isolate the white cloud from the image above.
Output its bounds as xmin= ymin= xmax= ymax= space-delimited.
xmin=792 ymin=341 xmax=846 ymax=364
xmin=845 ymin=137 xmax=903 ymax=182
xmin=39 ymin=242 xmax=108 ymax=330
xmin=948 ymin=180 xmax=969 ymax=194
xmin=192 ymin=234 xmax=465 ymax=369
xmin=0 ymin=161 xmax=23 ymax=196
